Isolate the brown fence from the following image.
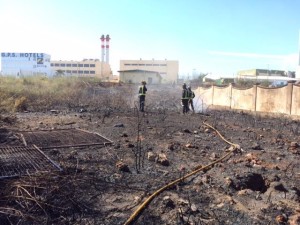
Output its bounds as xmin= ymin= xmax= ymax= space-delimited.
xmin=194 ymin=83 xmax=300 ymax=116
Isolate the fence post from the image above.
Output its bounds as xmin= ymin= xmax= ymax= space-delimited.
xmin=229 ymin=83 xmax=233 ymax=109
xmin=287 ymin=82 xmax=293 ymax=115
xmin=254 ymin=84 xmax=257 ymax=112
xmin=212 ymin=84 xmax=214 ymax=106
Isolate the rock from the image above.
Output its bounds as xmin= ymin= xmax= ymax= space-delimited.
xmin=202 ymin=175 xmax=211 ymax=184
xmin=79 ymin=108 xmax=87 ymax=113
xmin=49 ymin=149 xmax=60 ymax=155
xmin=275 ymin=214 xmax=287 ymax=224
xmin=147 ymin=151 xmax=157 ymax=161
xmin=237 ymin=189 xmax=253 ymax=196
xmin=168 ymin=143 xmax=175 ymax=150
xmin=252 ymin=142 xmax=263 ymax=150
xmin=157 ymin=153 xmax=169 ymax=166
xmin=162 ymin=196 xmax=175 ymax=208
xmin=289 ymin=213 xmax=300 ymax=225
xmin=114 ymin=123 xmax=124 ymax=127
xmin=126 ymin=143 xmax=134 ymax=148
xmin=185 ymin=143 xmax=194 ymax=148
xmin=190 ymin=203 xmax=198 ymax=212
xmin=183 ymin=128 xmax=191 ymax=133
xmin=232 ymin=172 xmax=267 ymax=192
xmin=114 ymin=143 xmax=121 ymax=149
xmin=210 ymin=152 xmax=218 ymax=160
xmin=177 ymin=198 xmax=189 ymax=206
xmin=120 ymin=133 xmax=128 ymax=137
xmin=270 ymin=182 xmax=288 ymax=192
xmin=290 ymin=142 xmax=299 ymax=148
xmin=204 ymin=128 xmax=211 ymax=133
xmin=116 ymin=161 xmax=130 ymax=172
xmin=50 ymin=109 xmax=59 ymax=114
xmin=225 ymin=177 xmax=233 ymax=186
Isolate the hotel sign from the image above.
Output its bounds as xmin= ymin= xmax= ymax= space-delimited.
xmin=1 ymin=53 xmax=44 ymax=58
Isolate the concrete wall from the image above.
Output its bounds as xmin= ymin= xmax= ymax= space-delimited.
xmin=194 ymin=83 xmax=300 ymax=116
xmin=231 ymin=86 xmax=256 ymax=111
xmin=213 ymin=85 xmax=231 ymax=108
xmin=256 ymin=85 xmax=291 ymax=114
xmin=291 ymin=84 xmax=300 ymax=115
xmin=196 ymin=86 xmax=213 ymax=108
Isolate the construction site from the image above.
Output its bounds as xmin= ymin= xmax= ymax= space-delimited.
xmin=0 ymin=81 xmax=299 ymax=225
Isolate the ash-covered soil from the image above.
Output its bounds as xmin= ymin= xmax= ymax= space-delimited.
xmin=0 ymin=84 xmax=299 ymax=225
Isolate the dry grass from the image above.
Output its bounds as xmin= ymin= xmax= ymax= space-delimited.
xmin=0 ymin=76 xmax=133 ymax=113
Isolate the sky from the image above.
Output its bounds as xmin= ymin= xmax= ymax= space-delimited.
xmin=0 ymin=0 xmax=300 ymax=78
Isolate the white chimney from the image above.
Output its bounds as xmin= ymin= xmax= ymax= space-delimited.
xmin=100 ymin=35 xmax=105 ymax=63
xmin=105 ymin=34 xmax=110 ymax=64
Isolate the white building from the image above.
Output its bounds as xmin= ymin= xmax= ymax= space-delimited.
xmin=119 ymin=59 xmax=178 ymax=84
xmin=1 ymin=52 xmax=52 ymax=77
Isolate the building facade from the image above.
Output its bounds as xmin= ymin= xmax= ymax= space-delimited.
xmin=119 ymin=59 xmax=178 ymax=84
xmin=1 ymin=52 xmax=52 ymax=76
xmin=118 ymin=69 xmax=162 ymax=84
xmin=237 ymin=69 xmax=286 ymax=78
xmin=50 ymin=59 xmax=112 ymax=79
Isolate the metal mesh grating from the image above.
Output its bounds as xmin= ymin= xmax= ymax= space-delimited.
xmin=18 ymin=129 xmax=113 ymax=149
xmin=0 ymin=145 xmax=62 ymax=179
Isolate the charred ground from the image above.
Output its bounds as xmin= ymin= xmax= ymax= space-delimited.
xmin=0 ymin=83 xmax=299 ymax=225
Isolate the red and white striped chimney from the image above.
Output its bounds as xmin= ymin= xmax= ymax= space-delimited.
xmin=105 ymin=34 xmax=110 ymax=64
xmin=100 ymin=35 xmax=105 ymax=62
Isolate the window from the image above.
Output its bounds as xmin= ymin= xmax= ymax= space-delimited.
xmin=84 ymin=64 xmax=89 ymax=67
xmin=72 ymin=64 xmax=77 ymax=67
xmin=90 ymin=71 xmax=95 ymax=74
xmin=54 ymin=63 xmax=59 ymax=67
xmin=78 ymin=70 xmax=83 ymax=74
xmin=78 ymin=64 xmax=83 ymax=67
xmin=66 ymin=64 xmax=71 ymax=67
xmin=90 ymin=64 xmax=95 ymax=67
xmin=66 ymin=70 xmax=71 ymax=73
xmin=153 ymin=64 xmax=159 ymax=66
xmin=72 ymin=70 xmax=78 ymax=74
xmin=84 ymin=71 xmax=89 ymax=74
xmin=50 ymin=63 xmax=54 ymax=66
xmin=160 ymin=64 xmax=167 ymax=66
xmin=60 ymin=64 xmax=66 ymax=67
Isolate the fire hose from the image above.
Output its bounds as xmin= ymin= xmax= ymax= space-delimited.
xmin=124 ymin=122 xmax=240 ymax=225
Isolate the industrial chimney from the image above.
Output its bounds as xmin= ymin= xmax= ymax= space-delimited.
xmin=105 ymin=34 xmax=110 ymax=64
xmin=100 ymin=35 xmax=105 ymax=63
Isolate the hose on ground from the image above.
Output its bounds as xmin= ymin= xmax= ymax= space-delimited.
xmin=124 ymin=121 xmax=240 ymax=225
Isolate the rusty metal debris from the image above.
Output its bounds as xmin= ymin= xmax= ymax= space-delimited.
xmin=0 ymin=145 xmax=62 ymax=179
xmin=18 ymin=128 xmax=113 ymax=149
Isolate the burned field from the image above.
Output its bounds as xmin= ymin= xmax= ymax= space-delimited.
xmin=0 ymin=84 xmax=299 ymax=225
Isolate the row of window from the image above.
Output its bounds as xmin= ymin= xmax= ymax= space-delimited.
xmin=51 ymin=63 xmax=96 ymax=67
xmin=59 ymin=70 xmax=96 ymax=74
xmin=124 ymin=63 xmax=167 ymax=66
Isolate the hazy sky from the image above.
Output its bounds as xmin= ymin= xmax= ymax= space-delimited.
xmin=0 ymin=0 xmax=299 ymax=77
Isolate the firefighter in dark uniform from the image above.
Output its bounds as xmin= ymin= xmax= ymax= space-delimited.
xmin=188 ymin=86 xmax=195 ymax=113
xmin=181 ymin=83 xmax=190 ymax=114
xmin=138 ymin=81 xmax=147 ymax=112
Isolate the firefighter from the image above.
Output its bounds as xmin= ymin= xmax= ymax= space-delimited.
xmin=188 ymin=86 xmax=195 ymax=113
xmin=181 ymin=83 xmax=190 ymax=114
xmin=138 ymin=81 xmax=147 ymax=112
